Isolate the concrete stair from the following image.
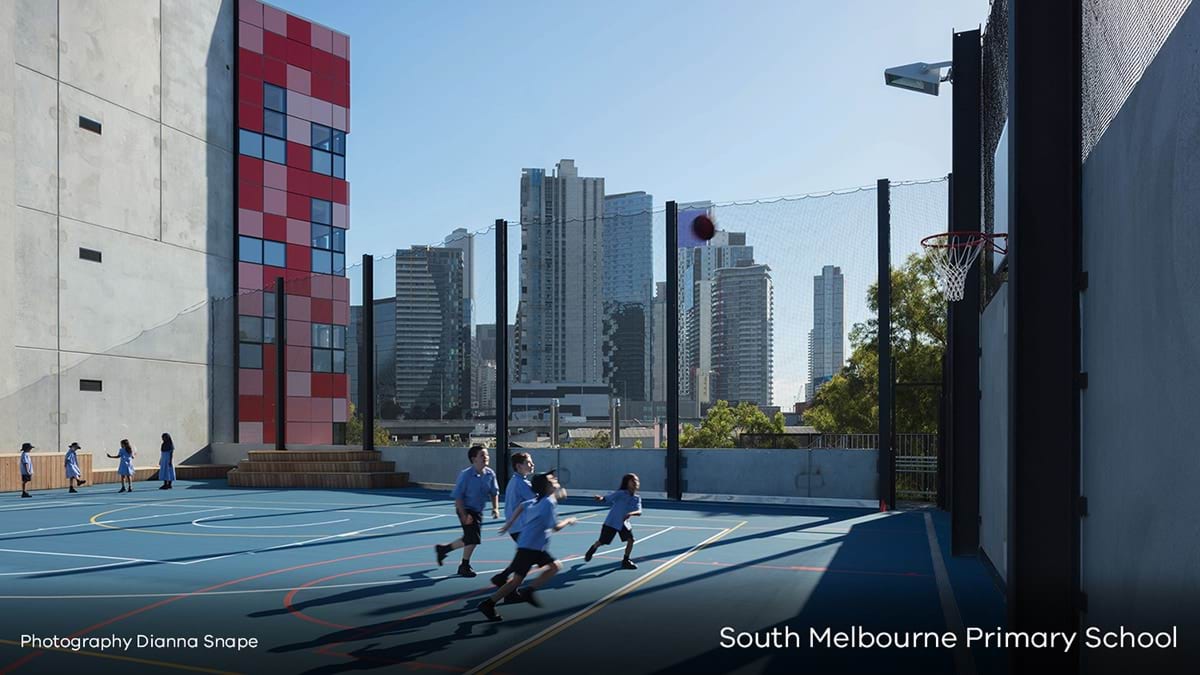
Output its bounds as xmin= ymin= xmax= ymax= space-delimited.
xmin=226 ymin=450 xmax=409 ymax=489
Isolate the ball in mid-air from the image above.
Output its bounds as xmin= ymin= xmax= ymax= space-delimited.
xmin=691 ymin=214 xmax=716 ymax=241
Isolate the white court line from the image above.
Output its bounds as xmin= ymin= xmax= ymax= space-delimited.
xmin=563 ymin=526 xmax=677 ymax=562
xmin=0 ymin=500 xmax=107 ymax=512
xmin=0 ymin=547 xmax=171 ymax=576
xmin=191 ymin=516 xmax=350 ymax=529
xmin=178 ymin=514 xmax=450 ymax=565
xmin=0 ymin=507 xmax=231 ymax=538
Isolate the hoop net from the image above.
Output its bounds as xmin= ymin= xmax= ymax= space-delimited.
xmin=920 ymin=232 xmax=1007 ymax=302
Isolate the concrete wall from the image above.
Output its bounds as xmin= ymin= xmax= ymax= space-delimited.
xmin=979 ymin=284 xmax=1008 ymax=581
xmin=0 ymin=1 xmax=236 ymax=468
xmin=683 ymin=448 xmax=878 ymax=501
xmin=1079 ymin=5 xmax=1200 ymax=670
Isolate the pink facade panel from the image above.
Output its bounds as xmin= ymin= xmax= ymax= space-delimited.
xmin=309 ymin=424 xmax=332 ymax=445
xmin=262 ymin=5 xmax=287 ymax=35
xmin=238 ymin=291 xmax=262 ymax=317
xmin=311 ymin=398 xmax=333 ymax=423
xmin=285 ymin=345 xmax=310 ymax=372
xmin=311 ymin=98 xmax=333 ymax=127
xmin=331 ymin=105 xmax=347 ymax=132
xmin=286 ymin=319 xmax=310 ymax=346
xmin=286 ymin=218 xmax=310 ymax=246
xmin=239 ymin=1 xmax=263 ymax=27
xmin=310 ymin=274 xmax=333 ymax=300
xmin=287 ymin=371 xmax=311 ymax=397
xmin=263 ymin=162 xmax=287 ymax=191
xmin=287 ymin=397 xmax=312 ymax=421
xmin=331 ymin=301 xmax=348 ymax=325
xmin=286 ymin=115 xmax=310 ymax=144
xmin=239 ymin=369 xmax=264 ymax=396
xmin=285 ymin=294 xmax=311 ymax=322
xmin=263 ymin=187 xmax=287 ymax=216
xmin=311 ymin=24 xmax=333 ymax=52
xmin=333 ymin=276 xmax=350 ymax=302
xmin=286 ymin=90 xmax=311 ymax=120
xmin=286 ymin=64 xmax=311 ymax=95
xmin=285 ymin=422 xmax=311 ymax=445
xmin=238 ymin=208 xmax=263 ymax=237
xmin=332 ymin=398 xmax=348 ymax=423
xmin=332 ymin=32 xmax=348 ymax=58
xmin=239 ymin=262 xmax=265 ymax=291
xmin=238 ymin=23 xmax=263 ymax=53
xmin=239 ymin=422 xmax=264 ymax=444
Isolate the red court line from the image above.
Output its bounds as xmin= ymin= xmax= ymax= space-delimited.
xmin=0 ymin=541 xmax=442 ymax=674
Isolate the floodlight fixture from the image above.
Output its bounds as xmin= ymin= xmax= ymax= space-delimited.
xmin=884 ymin=60 xmax=953 ymax=96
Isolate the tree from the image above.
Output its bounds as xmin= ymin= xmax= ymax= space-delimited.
xmin=804 ymin=252 xmax=945 ymax=434
xmin=347 ymin=403 xmax=392 ymax=447
xmin=566 ymin=430 xmax=610 ymax=448
xmin=679 ymin=400 xmax=787 ymax=448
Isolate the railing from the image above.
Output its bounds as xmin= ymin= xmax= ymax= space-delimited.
xmin=895 ymin=433 xmax=938 ymax=502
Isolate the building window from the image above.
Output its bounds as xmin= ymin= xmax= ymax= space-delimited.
xmin=264 ymin=83 xmax=286 ymax=113
xmin=311 ymin=323 xmax=345 ymax=373
xmin=263 ymin=109 xmax=286 ymax=139
xmin=332 ymin=154 xmax=345 ymax=179
xmin=311 ymin=124 xmax=332 ymax=151
xmin=263 ymin=135 xmax=286 ymax=165
xmin=238 ymin=236 xmax=263 ymax=264
xmin=239 ymin=343 xmax=263 ymax=369
xmin=311 ymin=248 xmax=332 ymax=275
xmin=238 ymin=129 xmax=263 ymax=159
xmin=310 ymin=124 xmax=346 ymax=177
xmin=311 ymin=149 xmax=332 ymax=175
xmin=263 ymin=240 xmax=286 ymax=268
xmin=311 ymin=198 xmax=332 ymax=225
xmin=310 ymin=222 xmax=346 ymax=276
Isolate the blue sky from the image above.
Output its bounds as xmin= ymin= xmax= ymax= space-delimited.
xmin=276 ymin=0 xmax=987 ymax=384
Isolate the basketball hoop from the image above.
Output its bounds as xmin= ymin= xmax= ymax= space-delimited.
xmin=920 ymin=232 xmax=1008 ymax=302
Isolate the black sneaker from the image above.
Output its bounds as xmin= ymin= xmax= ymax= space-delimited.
xmin=21 ymin=493 xmax=31 ymax=498
xmin=118 ymin=488 xmax=126 ymax=493
xmin=458 ymin=563 xmax=477 ymax=578
xmin=502 ymin=591 xmax=523 ymax=605
xmin=69 ymin=488 xmax=77 ymax=493
xmin=490 ymin=573 xmax=508 ymax=587
xmin=477 ymin=599 xmax=501 ymax=621
xmin=77 ymin=479 xmax=86 ymax=486
xmin=519 ymin=588 xmax=541 ymax=608
xmin=584 ymin=546 xmax=596 ymax=562
xmin=435 ymin=544 xmax=450 ymax=566
xmin=621 ymin=559 xmax=638 ymax=570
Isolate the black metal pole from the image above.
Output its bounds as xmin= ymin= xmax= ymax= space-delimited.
xmin=495 ymin=219 xmax=510 ymax=487
xmin=877 ymin=180 xmax=894 ymax=510
xmin=940 ymin=174 xmax=953 ymax=512
xmin=666 ymin=201 xmax=680 ymax=500
xmin=275 ymin=277 xmax=286 ymax=450
xmin=362 ymin=254 xmax=375 ymax=451
xmin=951 ymin=28 xmax=983 ymax=556
xmin=1007 ymin=0 xmax=1081 ymax=670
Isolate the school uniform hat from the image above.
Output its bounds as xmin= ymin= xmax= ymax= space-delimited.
xmin=68 ymin=442 xmax=81 ymax=449
xmin=20 ymin=443 xmax=34 ymax=451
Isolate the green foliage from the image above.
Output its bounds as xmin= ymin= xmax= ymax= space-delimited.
xmin=804 ymin=253 xmax=945 ymax=434
xmin=347 ymin=403 xmax=392 ymax=447
xmin=680 ymin=400 xmax=787 ymax=448
xmin=565 ymin=430 xmax=611 ymax=448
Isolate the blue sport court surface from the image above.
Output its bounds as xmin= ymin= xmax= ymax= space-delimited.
xmin=0 ymin=481 xmax=1005 ymax=674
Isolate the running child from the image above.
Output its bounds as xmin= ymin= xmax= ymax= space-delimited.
xmin=478 ymin=472 xmax=576 ymax=620
xmin=18 ymin=443 xmax=34 ymax=498
xmin=490 ymin=452 xmax=537 ymax=589
xmin=64 ymin=442 xmax=87 ymax=493
xmin=435 ymin=445 xmax=499 ymax=577
xmin=583 ymin=473 xmax=643 ymax=569
xmin=106 ymin=439 xmax=135 ymax=493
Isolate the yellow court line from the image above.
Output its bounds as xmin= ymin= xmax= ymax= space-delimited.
xmin=0 ymin=639 xmax=241 ymax=674
xmin=467 ymin=520 xmax=747 ymax=675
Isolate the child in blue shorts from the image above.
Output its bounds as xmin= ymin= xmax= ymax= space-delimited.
xmin=584 ymin=473 xmax=643 ymax=569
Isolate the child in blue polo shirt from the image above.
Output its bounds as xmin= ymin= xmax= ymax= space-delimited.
xmin=490 ymin=452 xmax=537 ymax=590
xmin=584 ymin=473 xmax=643 ymax=569
xmin=435 ymin=445 xmax=499 ymax=578
xmin=64 ymin=442 xmax=87 ymax=493
xmin=479 ymin=472 xmax=576 ymax=621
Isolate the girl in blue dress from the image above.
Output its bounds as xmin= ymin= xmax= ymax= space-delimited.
xmin=159 ymin=433 xmax=176 ymax=490
xmin=64 ymin=442 xmax=87 ymax=493
xmin=106 ymin=439 xmax=135 ymax=493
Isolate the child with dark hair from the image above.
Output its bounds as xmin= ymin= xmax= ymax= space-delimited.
xmin=435 ymin=445 xmax=499 ymax=577
xmin=490 ymin=452 xmax=537 ymax=589
xmin=478 ymin=472 xmax=576 ymax=620
xmin=107 ymin=439 xmax=135 ymax=493
xmin=64 ymin=442 xmax=87 ymax=493
xmin=158 ymin=433 xmax=175 ymax=490
xmin=584 ymin=473 xmax=643 ymax=569
xmin=18 ymin=443 xmax=34 ymax=498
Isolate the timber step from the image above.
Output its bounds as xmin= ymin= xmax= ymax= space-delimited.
xmin=235 ymin=461 xmax=396 ymax=473
xmin=246 ymin=450 xmax=383 ymax=462
xmin=227 ymin=471 xmax=409 ymax=489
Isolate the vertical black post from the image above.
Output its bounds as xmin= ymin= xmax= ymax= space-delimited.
xmin=939 ymin=174 xmax=954 ymax=512
xmin=1008 ymin=0 xmax=1081 ymax=671
xmin=951 ymin=28 xmax=983 ymax=555
xmin=495 ymin=219 xmax=510 ymax=487
xmin=275 ymin=277 xmax=286 ymax=450
xmin=362 ymin=254 xmax=375 ymax=451
xmin=665 ymin=201 xmax=681 ymax=500
xmin=877 ymin=180 xmax=894 ymax=510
